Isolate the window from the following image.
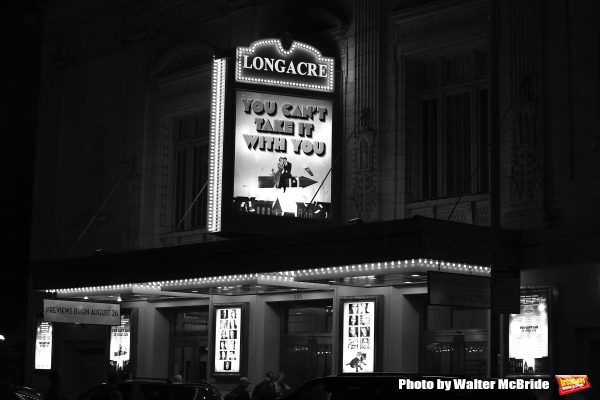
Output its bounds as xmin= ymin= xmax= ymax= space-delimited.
xmin=417 ymin=52 xmax=489 ymax=200
xmin=173 ymin=114 xmax=210 ymax=231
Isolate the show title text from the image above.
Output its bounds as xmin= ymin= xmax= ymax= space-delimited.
xmin=241 ymin=98 xmax=328 ymax=157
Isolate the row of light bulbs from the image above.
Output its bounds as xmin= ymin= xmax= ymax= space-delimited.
xmin=46 ymin=258 xmax=490 ymax=294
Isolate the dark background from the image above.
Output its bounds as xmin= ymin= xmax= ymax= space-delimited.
xmin=0 ymin=0 xmax=44 ymax=383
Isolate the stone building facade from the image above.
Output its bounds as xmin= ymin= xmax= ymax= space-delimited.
xmin=27 ymin=1 xmax=599 ymax=399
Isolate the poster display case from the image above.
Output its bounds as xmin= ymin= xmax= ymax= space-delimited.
xmin=34 ymin=314 xmax=53 ymax=370
xmin=338 ymin=296 xmax=383 ymax=373
xmin=212 ymin=303 xmax=249 ymax=378
xmin=508 ymin=286 xmax=553 ymax=375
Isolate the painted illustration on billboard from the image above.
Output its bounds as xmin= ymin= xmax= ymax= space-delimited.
xmin=342 ymin=300 xmax=374 ymax=373
xmin=233 ymin=90 xmax=333 ymax=220
xmin=509 ymin=288 xmax=550 ymax=374
xmin=110 ymin=311 xmax=131 ymax=373
xmin=34 ymin=316 xmax=52 ymax=370
xmin=214 ymin=307 xmax=241 ymax=373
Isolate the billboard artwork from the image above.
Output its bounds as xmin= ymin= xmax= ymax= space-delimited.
xmin=109 ymin=312 xmax=131 ymax=373
xmin=509 ymin=288 xmax=550 ymax=374
xmin=34 ymin=316 xmax=52 ymax=370
xmin=342 ymin=301 xmax=375 ymax=373
xmin=233 ymin=90 xmax=332 ymax=220
xmin=214 ymin=307 xmax=241 ymax=373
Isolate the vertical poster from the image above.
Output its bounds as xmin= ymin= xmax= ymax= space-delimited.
xmin=214 ymin=307 xmax=241 ymax=373
xmin=109 ymin=311 xmax=131 ymax=373
xmin=35 ymin=316 xmax=52 ymax=370
xmin=342 ymin=300 xmax=375 ymax=373
xmin=509 ymin=287 xmax=550 ymax=374
xmin=232 ymin=90 xmax=333 ymax=220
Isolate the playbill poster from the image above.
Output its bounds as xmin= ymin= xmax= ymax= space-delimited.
xmin=509 ymin=290 xmax=549 ymax=374
xmin=109 ymin=312 xmax=131 ymax=373
xmin=214 ymin=307 xmax=241 ymax=373
xmin=342 ymin=301 xmax=374 ymax=373
xmin=232 ymin=90 xmax=333 ymax=220
xmin=35 ymin=317 xmax=52 ymax=370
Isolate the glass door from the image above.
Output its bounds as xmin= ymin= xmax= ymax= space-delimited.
xmin=280 ymin=300 xmax=333 ymax=392
xmin=420 ymin=333 xmax=487 ymax=376
xmin=170 ymin=340 xmax=208 ymax=382
xmin=281 ymin=337 xmax=332 ymax=391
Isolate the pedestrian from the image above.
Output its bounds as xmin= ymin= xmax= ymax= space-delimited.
xmin=258 ymin=373 xmax=276 ymax=400
xmin=225 ymin=377 xmax=252 ymax=400
xmin=44 ymin=370 xmax=65 ymax=400
xmin=273 ymin=372 xmax=290 ymax=398
xmin=91 ymin=370 xmax=120 ymax=400
xmin=251 ymin=371 xmax=274 ymax=400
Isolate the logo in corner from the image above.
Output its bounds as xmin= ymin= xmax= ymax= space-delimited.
xmin=555 ymin=375 xmax=591 ymax=396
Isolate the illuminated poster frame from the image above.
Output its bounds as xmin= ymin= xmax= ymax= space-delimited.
xmin=34 ymin=314 xmax=53 ymax=370
xmin=508 ymin=286 xmax=554 ymax=376
xmin=338 ymin=296 xmax=383 ymax=373
xmin=109 ymin=310 xmax=131 ymax=373
xmin=212 ymin=302 xmax=249 ymax=378
xmin=231 ymin=89 xmax=333 ymax=220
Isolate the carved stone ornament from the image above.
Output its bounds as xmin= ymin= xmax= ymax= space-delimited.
xmin=509 ymin=75 xmax=543 ymax=203
xmin=47 ymin=40 xmax=81 ymax=69
xmin=124 ymin=157 xmax=142 ymax=248
xmin=351 ymin=111 xmax=379 ymax=218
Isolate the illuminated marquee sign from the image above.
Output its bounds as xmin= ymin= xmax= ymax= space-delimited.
xmin=236 ymin=39 xmax=334 ymax=92
xmin=339 ymin=296 xmax=383 ymax=373
xmin=208 ymin=38 xmax=336 ymax=233
xmin=34 ymin=316 xmax=52 ymax=370
xmin=232 ymin=90 xmax=332 ymax=219
xmin=508 ymin=287 xmax=550 ymax=375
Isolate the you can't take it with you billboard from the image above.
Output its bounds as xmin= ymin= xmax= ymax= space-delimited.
xmin=208 ymin=38 xmax=340 ymax=235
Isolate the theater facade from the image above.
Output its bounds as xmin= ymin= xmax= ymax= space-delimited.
xmin=25 ymin=1 xmax=600 ymax=400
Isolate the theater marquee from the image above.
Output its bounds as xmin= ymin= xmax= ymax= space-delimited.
xmin=208 ymin=38 xmax=337 ymax=233
xmin=235 ymin=39 xmax=334 ymax=92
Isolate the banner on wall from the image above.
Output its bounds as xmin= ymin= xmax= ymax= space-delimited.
xmin=44 ymin=299 xmax=120 ymax=326
xmin=509 ymin=287 xmax=550 ymax=374
xmin=214 ymin=307 xmax=242 ymax=373
xmin=109 ymin=311 xmax=131 ymax=373
xmin=341 ymin=300 xmax=375 ymax=373
xmin=34 ymin=316 xmax=52 ymax=370
xmin=232 ymin=90 xmax=333 ymax=220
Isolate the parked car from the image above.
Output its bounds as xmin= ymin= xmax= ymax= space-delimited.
xmin=284 ymin=373 xmax=539 ymax=400
xmin=77 ymin=378 xmax=224 ymax=400
xmin=0 ymin=383 xmax=43 ymax=400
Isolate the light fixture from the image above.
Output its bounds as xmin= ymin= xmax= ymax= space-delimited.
xmin=83 ymin=296 xmax=89 ymax=300
xmin=117 ymin=295 xmax=122 ymax=302
xmin=191 ymin=290 xmax=198 ymax=293
xmin=411 ymin=274 xmax=420 ymax=277
xmin=0 ymin=335 xmax=5 ymax=341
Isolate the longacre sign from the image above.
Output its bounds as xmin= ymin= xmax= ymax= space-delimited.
xmin=44 ymin=299 xmax=121 ymax=326
xmin=235 ymin=39 xmax=334 ymax=92
xmin=428 ymin=271 xmax=491 ymax=309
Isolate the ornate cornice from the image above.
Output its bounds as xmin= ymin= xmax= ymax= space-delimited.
xmin=149 ymin=42 xmax=216 ymax=81
xmin=389 ymin=0 xmax=488 ymax=43
xmin=157 ymin=77 xmax=212 ymax=102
